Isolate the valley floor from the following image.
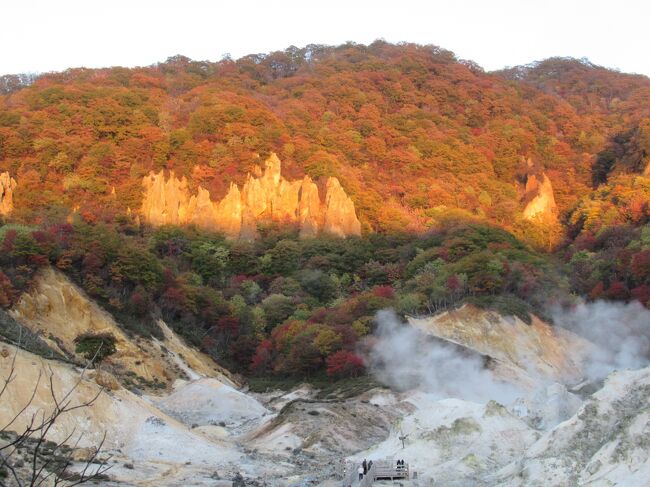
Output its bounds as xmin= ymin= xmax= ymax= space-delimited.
xmin=1 ymin=270 xmax=649 ymax=486
xmin=2 ymin=339 xmax=650 ymax=487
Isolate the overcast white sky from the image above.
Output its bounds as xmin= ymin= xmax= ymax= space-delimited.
xmin=2 ymin=0 xmax=649 ymax=77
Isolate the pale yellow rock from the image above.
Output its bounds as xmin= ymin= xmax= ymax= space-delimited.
xmin=520 ymin=158 xmax=557 ymax=220
xmin=241 ymin=174 xmax=266 ymax=218
xmin=298 ymin=176 xmax=322 ymax=238
xmin=522 ymin=173 xmax=558 ymax=220
xmin=9 ymin=268 xmax=236 ymax=389
xmin=139 ymin=153 xmax=361 ymax=238
xmin=188 ymin=186 xmax=218 ymax=229
xmin=322 ymin=177 xmax=362 ymax=237
xmin=0 ymin=171 xmax=17 ymax=216
xmin=141 ymin=170 xmax=190 ymax=226
xmin=93 ymin=369 xmax=121 ymax=391
xmin=272 ymin=179 xmax=302 ymax=221
xmin=408 ymin=304 xmax=591 ymax=388
xmin=71 ymin=447 xmax=99 ymax=462
xmin=215 ymin=183 xmax=243 ymax=237
xmin=0 ymin=342 xmax=240 ymax=457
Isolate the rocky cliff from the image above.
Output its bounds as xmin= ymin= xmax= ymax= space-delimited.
xmin=140 ymin=153 xmax=361 ymax=238
xmin=521 ymin=159 xmax=557 ymax=220
xmin=352 ymin=367 xmax=650 ymax=487
xmin=496 ymin=367 xmax=650 ymax=486
xmin=0 ymin=172 xmax=16 ymax=216
xmin=407 ymin=305 xmax=590 ymax=387
xmin=9 ymin=267 xmax=235 ymax=389
xmin=0 ymin=342 xmax=262 ymax=484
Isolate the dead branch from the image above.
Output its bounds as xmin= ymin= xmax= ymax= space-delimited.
xmin=0 ymin=346 xmax=112 ymax=486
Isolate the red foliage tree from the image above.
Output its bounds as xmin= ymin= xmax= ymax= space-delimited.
xmin=605 ymin=281 xmax=630 ymax=301
xmin=589 ymin=282 xmax=606 ymax=300
xmin=372 ymin=285 xmax=395 ymax=299
xmin=229 ymin=335 xmax=258 ymax=368
xmin=446 ymin=275 xmax=462 ymax=294
xmin=0 ymin=270 xmax=16 ymax=308
xmin=201 ymin=335 xmax=217 ymax=353
xmin=128 ymin=289 xmax=151 ymax=317
xmin=326 ymin=350 xmax=364 ymax=378
xmin=631 ymin=285 xmax=650 ymax=308
xmin=250 ymin=339 xmax=273 ymax=373
xmin=2 ymin=230 xmax=16 ymax=253
xmin=216 ymin=315 xmax=240 ymax=338
xmin=631 ymin=250 xmax=650 ymax=282
xmin=160 ymin=286 xmax=186 ymax=317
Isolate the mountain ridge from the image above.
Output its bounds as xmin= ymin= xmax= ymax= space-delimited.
xmin=1 ymin=42 xmax=648 ymax=246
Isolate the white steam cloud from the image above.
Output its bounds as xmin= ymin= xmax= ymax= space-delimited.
xmin=368 ymin=301 xmax=650 ymax=404
xmin=552 ymin=300 xmax=650 ymax=381
xmin=367 ymin=310 xmax=521 ymax=404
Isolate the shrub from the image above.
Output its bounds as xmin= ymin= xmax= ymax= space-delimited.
xmin=326 ymin=350 xmax=364 ymax=378
xmin=261 ymin=294 xmax=295 ymax=330
xmin=74 ymin=332 xmax=117 ymax=364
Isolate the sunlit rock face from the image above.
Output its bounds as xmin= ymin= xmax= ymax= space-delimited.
xmin=521 ymin=158 xmax=558 ymax=220
xmin=9 ymin=267 xmax=234 ymax=388
xmin=140 ymin=153 xmax=361 ymax=238
xmin=408 ymin=304 xmax=590 ymax=387
xmin=0 ymin=172 xmax=16 ymax=216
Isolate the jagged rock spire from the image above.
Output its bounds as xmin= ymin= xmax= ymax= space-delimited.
xmin=0 ymin=172 xmax=17 ymax=216
xmin=140 ymin=154 xmax=361 ymax=238
xmin=521 ymin=158 xmax=557 ymax=220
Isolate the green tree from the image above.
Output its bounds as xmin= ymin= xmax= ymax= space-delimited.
xmin=261 ymin=294 xmax=295 ymax=330
xmin=261 ymin=239 xmax=300 ymax=275
xmin=190 ymin=241 xmax=230 ymax=285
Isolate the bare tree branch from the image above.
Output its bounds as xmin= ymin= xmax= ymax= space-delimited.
xmin=0 ymin=345 xmax=112 ymax=486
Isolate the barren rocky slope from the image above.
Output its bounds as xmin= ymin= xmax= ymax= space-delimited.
xmin=407 ymin=304 xmax=591 ymax=387
xmin=9 ymin=267 xmax=235 ymax=390
xmin=2 ymin=277 xmax=649 ymax=486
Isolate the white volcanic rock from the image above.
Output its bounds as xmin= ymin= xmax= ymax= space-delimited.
xmin=407 ymin=304 xmax=590 ymax=386
xmin=495 ymin=367 xmax=650 ymax=486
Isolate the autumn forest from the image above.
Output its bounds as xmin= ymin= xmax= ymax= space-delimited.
xmin=1 ymin=41 xmax=649 ymax=379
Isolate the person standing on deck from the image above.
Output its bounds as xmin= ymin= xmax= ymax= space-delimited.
xmin=362 ymin=459 xmax=367 ymax=475
xmin=358 ymin=466 xmax=364 ymax=481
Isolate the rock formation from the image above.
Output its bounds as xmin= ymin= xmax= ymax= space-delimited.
xmin=407 ymin=304 xmax=590 ymax=386
xmin=140 ymin=153 xmax=361 ymax=238
xmin=0 ymin=172 xmax=16 ymax=216
xmin=521 ymin=158 xmax=557 ymax=220
xmin=9 ymin=267 xmax=236 ymax=388
xmin=496 ymin=367 xmax=650 ymax=486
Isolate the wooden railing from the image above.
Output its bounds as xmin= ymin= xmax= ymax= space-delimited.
xmin=372 ymin=460 xmax=409 ymax=481
xmin=341 ymin=459 xmax=409 ymax=486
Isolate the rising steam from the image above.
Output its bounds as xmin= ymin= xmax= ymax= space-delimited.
xmin=367 ymin=309 xmax=521 ymax=404
xmin=552 ymin=300 xmax=650 ymax=381
xmin=368 ymin=301 xmax=650 ymax=404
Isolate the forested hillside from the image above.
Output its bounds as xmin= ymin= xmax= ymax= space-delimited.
xmin=1 ymin=42 xmax=648 ymax=235
xmin=1 ymin=42 xmax=649 ymax=379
